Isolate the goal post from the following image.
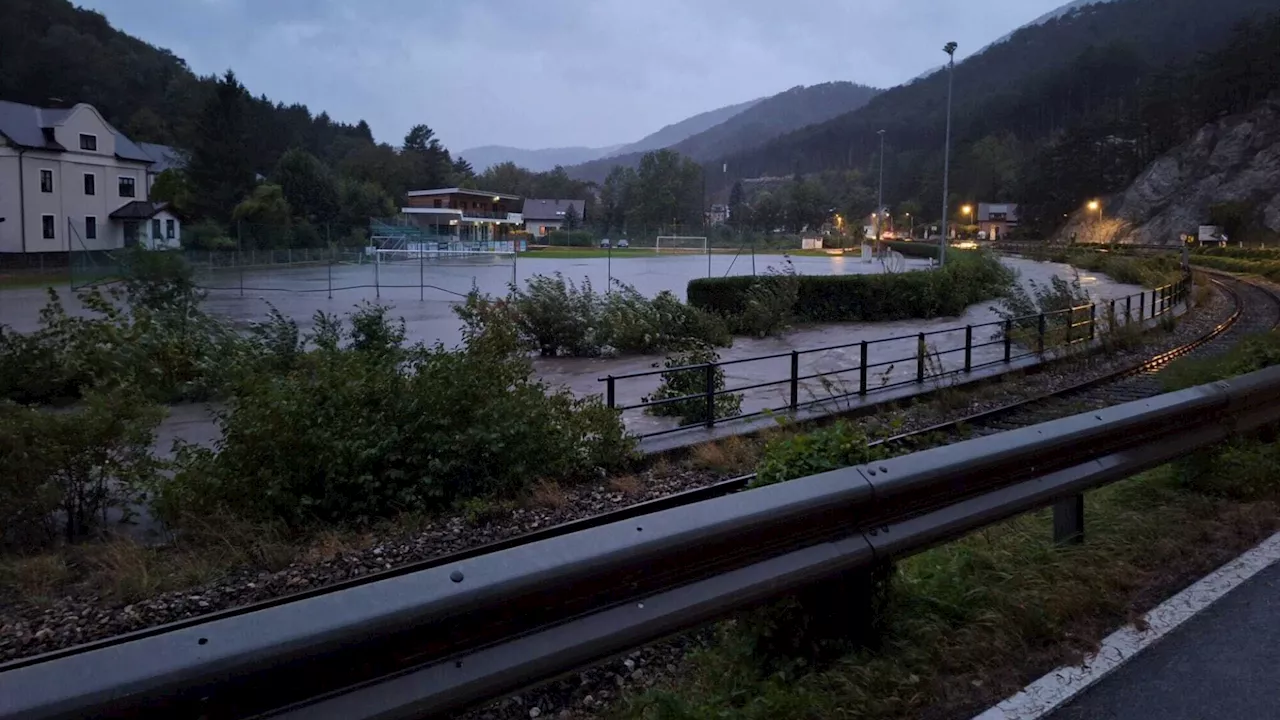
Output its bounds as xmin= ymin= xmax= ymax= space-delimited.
xmin=654 ymin=236 xmax=709 ymax=254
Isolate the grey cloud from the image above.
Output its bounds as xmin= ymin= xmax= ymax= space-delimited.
xmin=80 ymin=0 xmax=1071 ymax=150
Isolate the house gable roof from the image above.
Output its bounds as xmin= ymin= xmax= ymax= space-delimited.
xmin=522 ymin=198 xmax=586 ymax=221
xmin=109 ymin=200 xmax=172 ymax=220
xmin=0 ymin=100 xmax=153 ymax=163
xmin=137 ymin=142 xmax=187 ymax=173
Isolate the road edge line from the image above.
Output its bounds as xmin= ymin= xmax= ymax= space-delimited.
xmin=971 ymin=529 xmax=1280 ymax=720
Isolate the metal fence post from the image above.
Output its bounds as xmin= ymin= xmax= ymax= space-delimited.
xmin=1089 ymin=303 xmax=1097 ymax=341
xmin=1126 ymin=295 xmax=1133 ymax=325
xmin=1109 ymin=300 xmax=1116 ymax=333
xmin=916 ymin=333 xmax=926 ymax=383
xmin=606 ymin=376 xmax=616 ymax=409
xmin=964 ymin=325 xmax=973 ymax=373
xmin=789 ymin=351 xmax=800 ymax=411
xmin=1065 ymin=309 xmax=1073 ymax=346
xmin=327 ymin=256 xmax=333 ymax=299
xmin=1004 ymin=319 xmax=1013 ymax=362
xmin=1037 ymin=313 xmax=1046 ymax=355
xmin=375 ymin=254 xmax=381 ymax=299
xmin=704 ymin=364 xmax=716 ymax=428
xmin=1053 ymin=494 xmax=1085 ymax=545
xmin=859 ymin=341 xmax=868 ymax=396
xmin=1139 ymin=292 xmax=1145 ymax=321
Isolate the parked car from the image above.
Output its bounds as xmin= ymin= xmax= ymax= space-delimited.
xmin=617 ymin=238 xmax=630 ymax=248
xmin=600 ymin=238 xmax=611 ymax=248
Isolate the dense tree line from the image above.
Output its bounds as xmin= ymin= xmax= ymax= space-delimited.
xmin=710 ymin=0 xmax=1280 ymax=237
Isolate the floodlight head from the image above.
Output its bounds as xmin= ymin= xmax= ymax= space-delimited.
xmin=944 ymin=41 xmax=958 ymax=58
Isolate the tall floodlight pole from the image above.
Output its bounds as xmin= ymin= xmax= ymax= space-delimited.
xmin=876 ymin=129 xmax=886 ymax=254
xmin=940 ymin=41 xmax=958 ymax=267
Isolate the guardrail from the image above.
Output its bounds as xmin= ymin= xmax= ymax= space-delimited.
xmin=604 ymin=277 xmax=1190 ymax=438
xmin=4 ymin=356 xmax=1277 ymax=720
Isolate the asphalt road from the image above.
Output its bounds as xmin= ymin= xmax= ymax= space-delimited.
xmin=1050 ymin=560 xmax=1280 ymax=720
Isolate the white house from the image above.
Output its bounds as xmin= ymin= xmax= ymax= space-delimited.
xmin=0 ymin=100 xmax=182 ymax=256
xmin=522 ymin=198 xmax=586 ymax=236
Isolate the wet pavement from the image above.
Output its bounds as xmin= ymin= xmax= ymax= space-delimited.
xmin=0 ymin=253 xmax=1151 ymax=445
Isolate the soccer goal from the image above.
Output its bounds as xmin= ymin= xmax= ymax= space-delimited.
xmin=655 ymin=236 xmax=709 ymax=254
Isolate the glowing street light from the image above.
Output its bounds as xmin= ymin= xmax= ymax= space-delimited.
xmin=961 ymin=204 xmax=973 ymax=217
xmin=939 ymin=40 xmax=958 ymax=265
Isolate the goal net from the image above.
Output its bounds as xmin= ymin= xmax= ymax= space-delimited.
xmin=655 ymin=236 xmax=708 ymax=254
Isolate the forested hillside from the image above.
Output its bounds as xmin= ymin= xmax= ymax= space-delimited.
xmin=717 ymin=0 xmax=1280 ymax=235
xmin=569 ymin=82 xmax=880 ymax=183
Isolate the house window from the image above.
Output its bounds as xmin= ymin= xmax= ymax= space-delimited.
xmin=118 ymin=177 xmax=136 ymax=198
xmin=433 ymin=199 xmax=442 ymax=208
xmin=83 ymin=173 xmax=95 ymax=196
xmin=85 ymin=216 xmax=97 ymax=240
xmin=42 ymin=215 xmax=55 ymax=240
xmin=151 ymin=219 xmax=162 ymax=239
xmin=40 ymin=169 xmax=53 ymax=193
xmin=165 ymin=219 xmax=175 ymax=239
xmin=79 ymin=133 xmax=97 ymax=151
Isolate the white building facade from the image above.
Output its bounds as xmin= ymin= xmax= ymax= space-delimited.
xmin=0 ymin=100 xmax=179 ymax=255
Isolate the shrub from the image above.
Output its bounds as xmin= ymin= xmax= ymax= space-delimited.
xmin=599 ymin=283 xmax=731 ymax=353
xmin=0 ymin=252 xmax=246 ymax=404
xmin=159 ymin=303 xmax=635 ymax=528
xmin=736 ymin=263 xmax=800 ymax=337
xmin=511 ymin=273 xmax=601 ymax=357
xmin=753 ymin=421 xmax=888 ymax=487
xmin=642 ymin=343 xmax=742 ymax=426
xmin=0 ymin=391 xmax=163 ymax=550
xmin=544 ymin=230 xmax=597 ymax=247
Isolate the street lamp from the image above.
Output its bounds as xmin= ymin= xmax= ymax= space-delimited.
xmin=876 ymin=129 xmax=886 ymax=251
xmin=1088 ymin=199 xmax=1101 ymax=222
xmin=905 ymin=212 xmax=913 ymax=239
xmin=940 ymin=41 xmax=958 ymax=266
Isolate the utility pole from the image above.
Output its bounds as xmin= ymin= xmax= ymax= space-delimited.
xmin=940 ymin=41 xmax=958 ymax=267
xmin=876 ymin=129 xmax=885 ymax=255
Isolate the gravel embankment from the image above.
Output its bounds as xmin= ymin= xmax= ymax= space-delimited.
xmin=0 ymin=283 xmax=1235 ymax=719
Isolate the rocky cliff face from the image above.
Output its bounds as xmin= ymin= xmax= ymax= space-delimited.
xmin=1113 ymin=97 xmax=1280 ymax=244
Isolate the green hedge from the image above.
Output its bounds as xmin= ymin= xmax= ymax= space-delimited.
xmin=687 ymin=251 xmax=1013 ymax=324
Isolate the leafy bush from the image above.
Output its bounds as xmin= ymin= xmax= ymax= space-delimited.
xmin=159 ymin=302 xmax=635 ymax=528
xmin=688 ymin=250 xmax=1013 ymax=325
xmin=0 ymin=391 xmax=163 ymax=550
xmin=599 ymin=283 xmax=731 ymax=353
xmin=505 ymin=273 xmax=730 ymax=357
xmin=736 ymin=263 xmax=801 ymax=337
xmin=0 ymin=251 xmax=248 ymax=404
xmin=511 ymin=273 xmax=602 ymax=357
xmin=1065 ymin=252 xmax=1181 ymax=288
xmin=753 ymin=421 xmax=888 ymax=487
xmin=642 ymin=343 xmax=742 ymax=426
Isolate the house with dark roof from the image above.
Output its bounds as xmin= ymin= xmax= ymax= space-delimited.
xmin=0 ymin=100 xmax=181 ymax=254
xmin=522 ymin=198 xmax=586 ymax=236
xmin=136 ymin=141 xmax=187 ymax=196
xmin=976 ymin=203 xmax=1019 ymax=241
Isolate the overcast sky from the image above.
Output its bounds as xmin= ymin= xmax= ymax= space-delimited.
xmin=78 ymin=0 xmax=1074 ymax=151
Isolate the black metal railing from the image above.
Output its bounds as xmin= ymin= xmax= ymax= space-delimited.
xmin=603 ymin=277 xmax=1190 ymax=438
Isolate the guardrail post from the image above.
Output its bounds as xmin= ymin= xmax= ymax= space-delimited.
xmin=916 ymin=333 xmax=926 ymax=383
xmin=1053 ymin=494 xmax=1085 ymax=545
xmin=1126 ymin=295 xmax=1133 ymax=325
xmin=1089 ymin=304 xmax=1097 ymax=341
xmin=1065 ymin=309 xmax=1073 ymax=346
xmin=1108 ymin=300 xmax=1116 ymax=332
xmin=704 ymin=364 xmax=716 ymax=428
xmin=789 ymin=351 xmax=800 ymax=412
xmin=859 ymin=341 xmax=868 ymax=396
xmin=964 ymin=325 xmax=973 ymax=373
xmin=606 ymin=375 xmax=616 ymax=409
xmin=1004 ymin=319 xmax=1012 ymax=362
xmin=1138 ymin=292 xmax=1145 ymax=321
xmin=1037 ymin=313 xmax=1046 ymax=355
